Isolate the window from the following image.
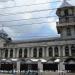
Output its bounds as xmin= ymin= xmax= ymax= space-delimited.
xmin=64 ymin=9 xmax=68 ymax=16
xmin=24 ymin=48 xmax=27 ymax=58
xmin=71 ymin=45 xmax=75 ymax=56
xmin=66 ymin=27 xmax=71 ymax=36
xmin=65 ymin=46 xmax=69 ymax=56
xmin=5 ymin=48 xmax=8 ymax=58
xmin=48 ymin=47 xmax=52 ymax=57
xmin=19 ymin=48 xmax=22 ymax=58
xmin=65 ymin=17 xmax=69 ymax=22
xmin=39 ymin=48 xmax=42 ymax=57
xmin=10 ymin=49 xmax=13 ymax=58
xmin=54 ymin=47 xmax=59 ymax=57
xmin=33 ymin=48 xmax=37 ymax=57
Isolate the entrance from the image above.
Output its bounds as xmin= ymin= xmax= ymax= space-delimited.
xmin=43 ymin=63 xmax=58 ymax=71
xmin=0 ymin=62 xmax=13 ymax=73
xmin=65 ymin=64 xmax=75 ymax=72
xmin=65 ymin=58 xmax=75 ymax=72
xmin=0 ymin=61 xmax=17 ymax=74
xmin=20 ymin=63 xmax=38 ymax=71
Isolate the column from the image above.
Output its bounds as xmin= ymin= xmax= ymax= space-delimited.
xmin=62 ymin=46 xmax=65 ymax=57
xmin=2 ymin=49 xmax=5 ymax=58
xmin=13 ymin=48 xmax=15 ymax=58
xmin=37 ymin=47 xmax=39 ymax=58
xmin=15 ymin=48 xmax=17 ymax=58
xmin=17 ymin=48 xmax=19 ymax=58
xmin=69 ymin=45 xmax=71 ymax=56
xmin=31 ymin=48 xmax=33 ymax=57
xmin=58 ymin=46 xmax=61 ymax=57
xmin=38 ymin=60 xmax=43 ymax=72
xmin=16 ymin=61 xmax=20 ymax=75
xmin=22 ymin=48 xmax=24 ymax=58
xmin=46 ymin=47 xmax=49 ymax=57
xmin=0 ymin=49 xmax=1 ymax=58
xmin=42 ymin=47 xmax=45 ymax=57
xmin=27 ymin=48 xmax=30 ymax=58
xmin=8 ymin=48 xmax=10 ymax=58
xmin=52 ymin=46 xmax=55 ymax=57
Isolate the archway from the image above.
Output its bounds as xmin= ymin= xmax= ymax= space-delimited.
xmin=64 ymin=58 xmax=75 ymax=72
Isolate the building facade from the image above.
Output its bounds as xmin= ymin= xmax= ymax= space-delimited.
xmin=0 ymin=0 xmax=75 ymax=75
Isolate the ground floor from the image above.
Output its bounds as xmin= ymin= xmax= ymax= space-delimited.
xmin=0 ymin=58 xmax=75 ymax=74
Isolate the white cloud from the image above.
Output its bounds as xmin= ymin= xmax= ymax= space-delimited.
xmin=47 ymin=17 xmax=58 ymax=33
xmin=0 ymin=0 xmax=14 ymax=2
xmin=0 ymin=0 xmax=74 ymax=40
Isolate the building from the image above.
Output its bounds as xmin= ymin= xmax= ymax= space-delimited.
xmin=0 ymin=0 xmax=75 ymax=75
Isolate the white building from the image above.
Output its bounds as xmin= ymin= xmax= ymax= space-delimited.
xmin=0 ymin=0 xmax=75 ymax=75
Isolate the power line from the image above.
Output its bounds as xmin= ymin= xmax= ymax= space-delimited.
xmin=0 ymin=20 xmax=58 ymax=27
xmin=0 ymin=0 xmax=61 ymax=9
xmin=0 ymin=8 xmax=57 ymax=16
xmin=0 ymin=15 xmax=57 ymax=22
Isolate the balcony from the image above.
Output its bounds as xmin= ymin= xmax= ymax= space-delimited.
xmin=56 ymin=22 xmax=75 ymax=27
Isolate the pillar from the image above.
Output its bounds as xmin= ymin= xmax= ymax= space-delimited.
xmin=37 ymin=47 xmax=39 ymax=57
xmin=8 ymin=48 xmax=10 ymax=58
xmin=38 ymin=60 xmax=43 ymax=72
xmin=16 ymin=61 xmax=20 ymax=75
xmin=17 ymin=48 xmax=19 ymax=58
xmin=27 ymin=48 xmax=30 ymax=58
xmin=0 ymin=49 xmax=1 ymax=58
xmin=42 ymin=47 xmax=45 ymax=57
xmin=31 ymin=48 xmax=33 ymax=57
xmin=13 ymin=48 xmax=15 ymax=58
xmin=22 ymin=48 xmax=24 ymax=57
xmin=2 ymin=48 xmax=5 ymax=58
xmin=69 ymin=45 xmax=71 ymax=56
xmin=62 ymin=46 xmax=65 ymax=57
xmin=58 ymin=46 xmax=61 ymax=57
xmin=15 ymin=48 xmax=17 ymax=58
xmin=46 ymin=47 xmax=49 ymax=57
xmin=52 ymin=46 xmax=55 ymax=57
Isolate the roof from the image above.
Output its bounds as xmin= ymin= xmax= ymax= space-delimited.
xmin=11 ymin=37 xmax=60 ymax=44
xmin=59 ymin=0 xmax=72 ymax=8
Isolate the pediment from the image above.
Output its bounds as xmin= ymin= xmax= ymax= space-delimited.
xmin=25 ymin=59 xmax=32 ymax=63
xmin=47 ymin=60 xmax=54 ymax=63
xmin=68 ymin=60 xmax=75 ymax=64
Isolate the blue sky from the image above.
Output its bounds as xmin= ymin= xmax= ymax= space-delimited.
xmin=0 ymin=0 xmax=74 ymax=40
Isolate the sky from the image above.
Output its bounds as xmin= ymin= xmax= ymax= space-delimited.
xmin=0 ymin=0 xmax=74 ymax=40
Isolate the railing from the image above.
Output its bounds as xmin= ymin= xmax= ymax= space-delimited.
xmin=56 ymin=22 xmax=75 ymax=27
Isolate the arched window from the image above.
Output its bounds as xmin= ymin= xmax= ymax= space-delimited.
xmin=33 ymin=48 xmax=37 ymax=57
xmin=10 ymin=49 xmax=13 ymax=58
xmin=48 ymin=47 xmax=52 ymax=57
xmin=71 ymin=45 xmax=75 ymax=56
xmin=24 ymin=48 xmax=27 ymax=58
xmin=39 ymin=48 xmax=42 ymax=57
xmin=65 ymin=46 xmax=69 ymax=56
xmin=54 ymin=47 xmax=58 ymax=57
xmin=66 ymin=27 xmax=71 ymax=36
xmin=19 ymin=48 xmax=22 ymax=58
xmin=5 ymin=48 xmax=8 ymax=58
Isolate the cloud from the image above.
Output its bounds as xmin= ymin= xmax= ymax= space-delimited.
xmin=0 ymin=0 xmax=74 ymax=40
xmin=0 ymin=0 xmax=14 ymax=2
